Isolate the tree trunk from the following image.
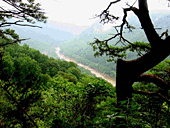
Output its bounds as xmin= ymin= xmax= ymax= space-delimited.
xmin=116 ymin=43 xmax=170 ymax=105
xmin=116 ymin=59 xmax=134 ymax=105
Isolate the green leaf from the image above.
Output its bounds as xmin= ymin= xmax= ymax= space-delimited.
xmin=76 ymin=116 xmax=81 ymax=121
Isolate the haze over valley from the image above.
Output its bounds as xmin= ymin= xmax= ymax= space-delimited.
xmin=10 ymin=10 xmax=170 ymax=80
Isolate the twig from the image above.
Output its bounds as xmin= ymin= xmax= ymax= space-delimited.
xmin=105 ymin=0 xmax=121 ymax=11
xmin=160 ymin=29 xmax=168 ymax=39
xmin=0 ymin=20 xmax=42 ymax=28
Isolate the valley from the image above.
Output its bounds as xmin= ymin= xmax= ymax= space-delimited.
xmin=55 ymin=46 xmax=116 ymax=86
xmin=11 ymin=10 xmax=170 ymax=83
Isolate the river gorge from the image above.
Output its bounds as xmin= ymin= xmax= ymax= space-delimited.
xmin=55 ymin=46 xmax=116 ymax=86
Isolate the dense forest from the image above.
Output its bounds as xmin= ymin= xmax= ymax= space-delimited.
xmin=0 ymin=41 xmax=115 ymax=127
xmin=1 ymin=39 xmax=170 ymax=127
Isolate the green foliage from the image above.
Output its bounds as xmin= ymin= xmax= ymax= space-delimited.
xmin=66 ymin=67 xmax=82 ymax=80
xmin=103 ymin=81 xmax=170 ymax=127
xmin=1 ymin=51 xmax=15 ymax=77
xmin=118 ymin=60 xmax=170 ymax=128
xmin=126 ymin=82 xmax=170 ymax=127
xmin=57 ymin=71 xmax=78 ymax=84
xmin=149 ymin=59 xmax=170 ymax=83
xmin=0 ymin=42 xmax=118 ymax=127
xmin=0 ymin=0 xmax=47 ymax=24
xmin=91 ymin=39 xmax=151 ymax=62
xmin=0 ymin=0 xmax=47 ymax=48
xmin=1 ymin=43 xmax=170 ymax=127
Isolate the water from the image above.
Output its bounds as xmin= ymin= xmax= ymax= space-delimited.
xmin=55 ymin=46 xmax=116 ymax=86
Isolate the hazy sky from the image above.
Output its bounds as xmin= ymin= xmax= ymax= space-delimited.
xmin=1 ymin=0 xmax=170 ymax=34
xmin=38 ymin=0 xmax=170 ymax=26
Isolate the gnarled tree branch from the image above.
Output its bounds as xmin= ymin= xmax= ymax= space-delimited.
xmin=133 ymin=73 xmax=170 ymax=105
xmin=99 ymin=6 xmax=136 ymax=45
xmin=136 ymin=74 xmax=170 ymax=90
xmin=132 ymin=0 xmax=162 ymax=48
xmin=133 ymin=90 xmax=170 ymax=105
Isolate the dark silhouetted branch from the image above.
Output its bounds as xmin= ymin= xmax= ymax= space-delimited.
xmin=136 ymin=74 xmax=170 ymax=90
xmin=160 ymin=29 xmax=169 ymax=39
xmin=131 ymin=1 xmax=162 ymax=48
xmin=0 ymin=20 xmax=42 ymax=28
xmin=133 ymin=90 xmax=170 ymax=105
xmin=105 ymin=0 xmax=121 ymax=11
xmin=95 ymin=1 xmax=121 ymax=24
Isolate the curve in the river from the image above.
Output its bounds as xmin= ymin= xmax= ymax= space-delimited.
xmin=55 ymin=46 xmax=116 ymax=86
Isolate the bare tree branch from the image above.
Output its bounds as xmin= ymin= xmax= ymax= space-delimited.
xmin=105 ymin=0 xmax=121 ymax=11
xmin=94 ymin=1 xmax=121 ymax=24
xmin=96 ymin=4 xmax=139 ymax=47
xmin=3 ymin=0 xmax=22 ymax=12
xmin=160 ymin=29 xmax=169 ymax=39
xmin=0 ymin=20 xmax=42 ymax=28
xmin=97 ymin=6 xmax=137 ymax=46
xmin=114 ymin=7 xmax=136 ymax=45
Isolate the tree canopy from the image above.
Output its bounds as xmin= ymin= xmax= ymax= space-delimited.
xmin=0 ymin=0 xmax=47 ymax=46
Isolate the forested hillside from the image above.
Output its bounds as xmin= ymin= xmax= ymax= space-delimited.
xmin=1 ymin=41 xmax=170 ymax=127
xmin=0 ymin=41 xmax=116 ymax=127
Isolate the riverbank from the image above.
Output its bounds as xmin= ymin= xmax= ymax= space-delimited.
xmin=55 ymin=46 xmax=116 ymax=86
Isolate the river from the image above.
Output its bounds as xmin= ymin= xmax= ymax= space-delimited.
xmin=55 ymin=46 xmax=116 ymax=86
